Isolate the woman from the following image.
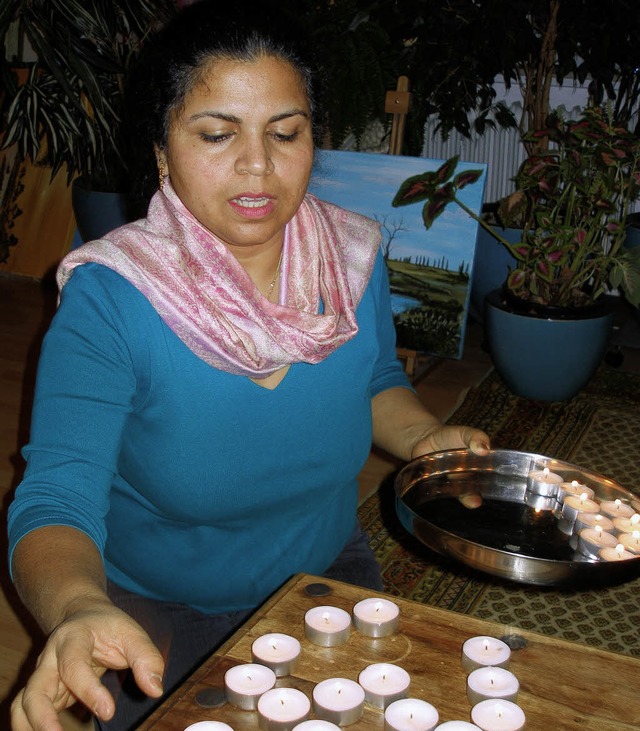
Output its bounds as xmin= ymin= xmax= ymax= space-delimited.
xmin=8 ymin=2 xmax=490 ymax=730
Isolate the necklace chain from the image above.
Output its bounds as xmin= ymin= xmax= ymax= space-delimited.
xmin=266 ymin=249 xmax=284 ymax=302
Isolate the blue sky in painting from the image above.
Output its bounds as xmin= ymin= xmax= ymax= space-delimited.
xmin=308 ymin=149 xmax=487 ymax=271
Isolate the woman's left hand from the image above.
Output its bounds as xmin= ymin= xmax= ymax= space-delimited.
xmin=410 ymin=424 xmax=490 ymax=460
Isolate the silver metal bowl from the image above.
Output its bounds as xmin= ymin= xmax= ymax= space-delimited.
xmin=394 ymin=448 xmax=640 ymax=586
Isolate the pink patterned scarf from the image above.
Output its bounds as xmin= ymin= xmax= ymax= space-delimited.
xmin=57 ymin=183 xmax=381 ymax=377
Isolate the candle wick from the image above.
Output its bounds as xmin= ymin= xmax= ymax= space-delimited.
xmin=410 ymin=713 xmax=413 ymax=720
xmin=280 ymin=698 xmax=285 ymax=706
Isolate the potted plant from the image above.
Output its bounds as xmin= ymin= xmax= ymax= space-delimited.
xmin=0 ymin=0 xmax=176 ymax=247
xmin=392 ymin=105 xmax=640 ymax=400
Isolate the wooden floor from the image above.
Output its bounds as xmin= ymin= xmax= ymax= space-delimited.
xmin=0 ymin=271 xmax=499 ymax=731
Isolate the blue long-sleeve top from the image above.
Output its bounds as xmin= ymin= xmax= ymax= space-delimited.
xmin=7 ymin=251 xmax=411 ymax=613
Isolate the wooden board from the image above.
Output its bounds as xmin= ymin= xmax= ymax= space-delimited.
xmin=138 ymin=574 xmax=640 ymax=730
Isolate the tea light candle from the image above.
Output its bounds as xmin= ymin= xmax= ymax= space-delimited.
xmin=352 ymin=597 xmax=400 ymax=637
xmin=574 ymin=512 xmax=614 ymax=534
xmin=599 ymin=499 xmax=635 ymax=519
xmin=292 ymin=722 xmax=341 ymax=731
xmin=556 ymin=480 xmax=595 ymax=502
xmin=577 ymin=526 xmax=618 ymax=557
xmin=435 ymin=723 xmax=481 ymax=730
xmin=257 ymin=688 xmax=311 ymax=731
xmin=618 ymin=530 xmax=640 ymax=555
xmin=561 ymin=493 xmax=600 ymax=523
xmin=252 ymin=633 xmax=301 ymax=677
xmin=184 ymin=723 xmax=235 ymax=731
xmin=599 ymin=543 xmax=637 ymax=561
xmin=461 ymin=636 xmax=511 ymax=672
xmin=358 ymin=663 xmax=411 ymax=709
xmin=312 ymin=678 xmax=365 ymax=726
xmin=470 ymin=700 xmax=526 ymax=731
xmin=384 ymin=698 xmax=439 ymax=731
xmin=526 ymin=467 xmax=563 ymax=497
xmin=224 ymin=663 xmax=277 ymax=710
xmin=304 ymin=606 xmax=351 ymax=647
xmin=612 ymin=513 xmax=640 ymax=535
xmin=466 ymin=667 xmax=519 ymax=706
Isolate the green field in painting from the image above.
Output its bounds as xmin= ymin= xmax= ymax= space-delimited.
xmin=386 ymin=259 xmax=469 ymax=357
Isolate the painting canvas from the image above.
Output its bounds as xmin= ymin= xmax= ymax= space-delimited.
xmin=308 ymin=149 xmax=487 ymax=359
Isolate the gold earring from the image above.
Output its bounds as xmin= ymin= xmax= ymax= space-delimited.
xmin=158 ymin=161 xmax=166 ymax=191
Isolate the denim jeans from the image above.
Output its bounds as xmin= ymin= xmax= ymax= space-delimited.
xmin=95 ymin=520 xmax=382 ymax=730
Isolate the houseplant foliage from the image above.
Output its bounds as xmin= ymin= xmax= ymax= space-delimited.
xmin=392 ymin=106 xmax=640 ymax=310
xmin=0 ymin=0 xmax=176 ymax=192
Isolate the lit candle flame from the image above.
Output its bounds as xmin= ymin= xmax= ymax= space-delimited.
xmin=580 ymin=492 xmax=588 ymax=502
xmin=631 ymin=514 xmax=640 ymax=525
xmin=616 ymin=544 xmax=624 ymax=555
xmin=595 ymin=525 xmax=602 ymax=536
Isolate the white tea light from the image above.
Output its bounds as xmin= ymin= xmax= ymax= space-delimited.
xmin=599 ymin=499 xmax=635 ymax=519
xmin=461 ymin=636 xmax=511 ymax=672
xmin=352 ymin=597 xmax=400 ymax=637
xmin=618 ymin=530 xmax=640 ymax=555
xmin=184 ymin=723 xmax=235 ymax=731
xmin=577 ymin=526 xmax=618 ymax=557
xmin=470 ymin=699 xmax=526 ymax=731
xmin=358 ymin=662 xmax=411 ymax=709
xmin=312 ymin=678 xmax=365 ymax=726
xmin=384 ymin=698 xmax=439 ymax=731
xmin=574 ymin=512 xmax=614 ymax=534
xmin=466 ymin=667 xmax=519 ymax=706
xmin=224 ymin=663 xmax=276 ymax=710
xmin=435 ymin=723 xmax=482 ymax=730
xmin=258 ymin=688 xmax=311 ymax=731
xmin=304 ymin=606 xmax=351 ymax=647
xmin=599 ymin=543 xmax=636 ymax=561
xmin=292 ymin=721 xmax=341 ymax=731
xmin=252 ymin=633 xmax=301 ymax=677
xmin=561 ymin=493 xmax=600 ymax=523
xmin=612 ymin=513 xmax=640 ymax=535
xmin=526 ymin=467 xmax=563 ymax=497
xmin=557 ymin=480 xmax=594 ymax=502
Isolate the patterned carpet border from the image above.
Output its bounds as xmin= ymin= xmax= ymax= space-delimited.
xmin=358 ymin=365 xmax=640 ymax=657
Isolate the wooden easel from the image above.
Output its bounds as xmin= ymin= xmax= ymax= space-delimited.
xmin=385 ymin=76 xmax=419 ymax=377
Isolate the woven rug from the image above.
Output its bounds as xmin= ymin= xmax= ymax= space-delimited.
xmin=358 ymin=365 xmax=640 ymax=657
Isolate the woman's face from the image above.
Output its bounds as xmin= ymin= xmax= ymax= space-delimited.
xmin=159 ymin=55 xmax=314 ymax=256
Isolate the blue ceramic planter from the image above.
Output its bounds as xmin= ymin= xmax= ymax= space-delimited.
xmin=484 ymin=289 xmax=614 ymax=401
xmin=469 ymin=226 xmax=519 ymax=322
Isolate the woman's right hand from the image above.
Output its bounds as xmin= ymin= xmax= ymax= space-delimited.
xmin=11 ymin=600 xmax=165 ymax=731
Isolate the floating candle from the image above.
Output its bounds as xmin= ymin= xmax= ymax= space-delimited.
xmin=466 ymin=667 xmax=519 ymax=706
xmin=599 ymin=499 xmax=635 ymax=520
xmin=384 ymin=698 xmax=439 ymax=731
xmin=304 ymin=606 xmax=351 ymax=647
xmin=556 ymin=480 xmax=595 ymax=502
xmin=561 ymin=493 xmax=600 ymax=523
xmin=312 ymin=678 xmax=365 ymax=726
xmin=352 ymin=597 xmax=400 ymax=637
xmin=612 ymin=513 xmax=640 ymax=535
xmin=461 ymin=636 xmax=511 ymax=673
xmin=252 ymin=633 xmax=301 ymax=677
xmin=618 ymin=530 xmax=640 ymax=555
xmin=358 ymin=663 xmax=411 ymax=709
xmin=526 ymin=466 xmax=563 ymax=497
xmin=470 ymin=699 xmax=526 ymax=731
xmin=184 ymin=723 xmax=235 ymax=731
xmin=577 ymin=526 xmax=618 ymax=558
xmin=574 ymin=512 xmax=614 ymax=534
xmin=257 ymin=688 xmax=311 ymax=731
xmin=599 ymin=543 xmax=637 ymax=561
xmin=224 ymin=663 xmax=277 ymax=710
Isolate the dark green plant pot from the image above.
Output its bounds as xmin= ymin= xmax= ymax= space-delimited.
xmin=71 ymin=179 xmax=129 ymax=245
xmin=484 ymin=289 xmax=614 ymax=401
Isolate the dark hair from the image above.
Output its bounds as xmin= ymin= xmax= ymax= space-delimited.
xmin=123 ymin=0 xmax=323 ymax=217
